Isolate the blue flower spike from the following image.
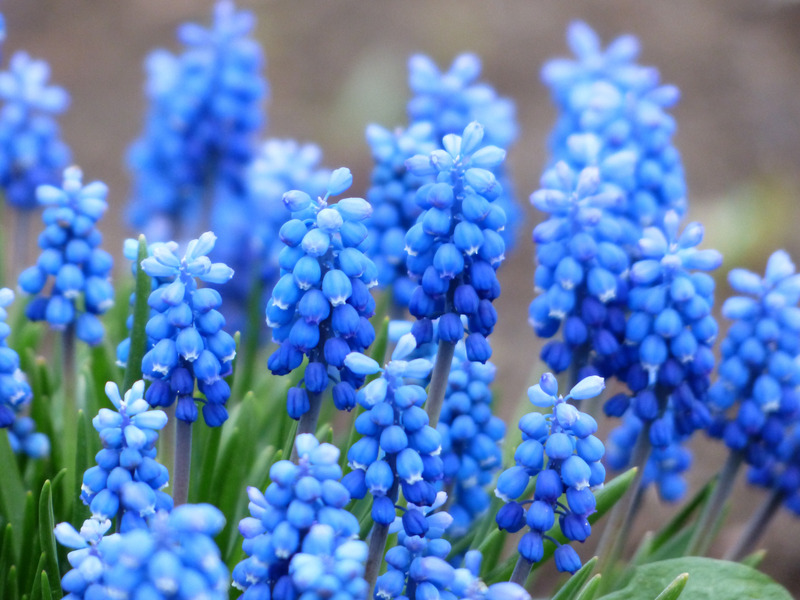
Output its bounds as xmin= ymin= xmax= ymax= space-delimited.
xmin=496 ymin=373 xmax=606 ymax=580
xmin=233 ymin=434 xmax=368 ymax=600
xmin=18 ymin=167 xmax=114 ymax=345
xmin=0 ymin=287 xmax=47 ymax=457
xmin=127 ymin=0 xmax=267 ymax=241
xmin=140 ymin=231 xmax=236 ymax=427
xmin=266 ymin=167 xmax=378 ymax=435
xmin=0 ymin=47 xmax=71 ymax=210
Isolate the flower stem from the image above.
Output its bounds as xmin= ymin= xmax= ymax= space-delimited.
xmin=686 ymin=449 xmax=744 ymax=556
xmin=173 ymin=418 xmax=193 ymax=506
xmin=290 ymin=391 xmax=323 ymax=462
xmin=510 ymin=555 xmax=533 ymax=587
xmin=724 ymin=486 xmax=783 ymax=562
xmin=425 ymin=340 xmax=456 ymax=428
xmin=365 ymin=523 xmax=390 ymax=596
xmin=160 ymin=403 xmax=177 ymax=494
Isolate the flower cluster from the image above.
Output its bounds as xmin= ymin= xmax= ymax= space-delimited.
xmin=0 ymin=49 xmax=70 ymax=209
xmin=127 ymin=0 xmax=266 ymax=239
xmin=140 ymin=232 xmax=236 ymax=426
xmin=56 ymin=504 xmax=229 ymax=599
xmin=0 ymin=287 xmax=47 ymax=457
xmin=404 ymin=121 xmax=507 ymax=362
xmin=749 ymin=422 xmax=800 ymax=517
xmin=604 ymin=212 xmax=720 ymax=468
xmin=438 ymin=341 xmax=505 ymax=535
xmin=542 ymin=21 xmax=687 ymax=230
xmin=342 ymin=338 xmax=442 ymax=522
xmin=496 ymin=374 xmax=606 ymax=573
xmin=707 ymin=250 xmax=800 ymax=465
xmin=233 ymin=434 xmax=368 ymax=600
xmin=364 ymin=122 xmax=437 ymax=305
xmin=18 ymin=167 xmax=114 ymax=345
xmin=266 ymin=167 xmax=377 ymax=419
xmin=528 ymin=152 xmax=630 ymax=375
xmin=80 ymin=381 xmax=172 ymax=531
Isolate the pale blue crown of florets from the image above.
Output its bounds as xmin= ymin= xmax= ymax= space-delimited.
xmin=266 ymin=167 xmax=378 ymax=419
xmin=707 ymin=250 xmax=800 ymax=462
xmin=80 ymin=381 xmax=173 ymax=532
xmin=55 ymin=504 xmax=229 ymax=600
xmin=18 ymin=167 xmax=114 ymax=345
xmin=495 ymin=373 xmax=606 ymax=574
xmin=542 ymin=22 xmax=687 ymax=231
xmin=438 ymin=340 xmax=505 ymax=536
xmin=341 ymin=337 xmax=443 ymax=522
xmin=528 ymin=155 xmax=630 ymax=375
xmin=140 ymin=232 xmax=236 ymax=426
xmin=0 ymin=287 xmax=47 ymax=458
xmin=407 ymin=53 xmax=522 ymax=250
xmin=233 ymin=434 xmax=367 ymax=600
xmin=127 ymin=0 xmax=266 ymax=237
xmin=0 ymin=48 xmax=71 ymax=209
xmin=404 ymin=121 xmax=507 ymax=363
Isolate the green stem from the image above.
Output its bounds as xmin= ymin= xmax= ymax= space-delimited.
xmin=364 ymin=523 xmax=390 ymax=597
xmin=687 ymin=450 xmax=744 ymax=556
xmin=172 ymin=418 xmax=193 ymax=506
xmin=425 ymin=340 xmax=456 ymax=429
xmin=290 ymin=391 xmax=323 ymax=462
xmin=724 ymin=486 xmax=783 ymax=562
xmin=510 ymin=555 xmax=533 ymax=587
xmin=160 ymin=403 xmax=177 ymax=494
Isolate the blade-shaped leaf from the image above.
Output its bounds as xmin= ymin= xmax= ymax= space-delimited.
xmin=37 ymin=481 xmax=61 ymax=600
xmin=575 ymin=574 xmax=603 ymax=600
xmin=0 ymin=434 xmax=25 ymax=554
xmin=552 ymin=557 xmax=598 ymax=600
xmin=122 ymin=235 xmax=151 ymax=391
xmin=653 ymin=572 xmax=688 ymax=600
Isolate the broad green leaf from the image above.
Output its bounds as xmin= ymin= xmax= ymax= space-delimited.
xmin=552 ymin=557 xmax=598 ymax=600
xmin=0 ymin=433 xmax=25 ymax=554
xmin=122 ymin=235 xmax=151 ymax=391
xmin=37 ymin=481 xmax=61 ymax=600
xmin=653 ymin=573 xmax=688 ymax=600
xmin=575 ymin=574 xmax=603 ymax=600
xmin=597 ymin=557 xmax=791 ymax=600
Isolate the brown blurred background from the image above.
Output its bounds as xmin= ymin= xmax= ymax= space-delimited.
xmin=5 ymin=0 xmax=800 ymax=593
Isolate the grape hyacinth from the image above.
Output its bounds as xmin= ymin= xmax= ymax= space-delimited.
xmin=140 ymin=231 xmax=236 ymax=427
xmin=528 ymin=151 xmax=631 ymax=377
xmin=496 ymin=373 xmax=606 ymax=579
xmin=438 ymin=341 xmax=505 ymax=536
xmin=0 ymin=48 xmax=70 ymax=210
xmin=364 ymin=122 xmax=437 ymax=307
xmin=127 ymin=0 xmax=266 ymax=240
xmin=0 ymin=287 xmax=48 ymax=457
xmin=18 ymin=166 xmax=114 ymax=346
xmin=542 ymin=21 xmax=687 ymax=232
xmin=232 ymin=434 xmax=368 ymax=600
xmin=55 ymin=504 xmax=229 ymax=599
xmin=407 ymin=53 xmax=521 ymax=248
xmin=603 ymin=211 xmax=721 ymax=484
xmin=708 ymin=250 xmax=800 ymax=464
xmin=80 ymin=380 xmax=173 ymax=531
xmin=266 ymin=167 xmax=377 ymax=433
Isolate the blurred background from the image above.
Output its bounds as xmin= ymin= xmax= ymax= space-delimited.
xmin=5 ymin=0 xmax=800 ymax=592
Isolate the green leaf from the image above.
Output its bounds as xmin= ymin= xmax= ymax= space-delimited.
xmin=0 ymin=433 xmax=25 ymax=554
xmin=1 ymin=523 xmax=14 ymax=593
xmin=739 ymin=550 xmax=765 ymax=569
xmin=122 ymin=235 xmax=151 ymax=391
xmin=476 ymin=528 xmax=506 ymax=574
xmin=653 ymin=573 xmax=688 ymax=600
xmin=28 ymin=553 xmax=46 ymax=600
xmin=37 ymin=481 xmax=61 ymax=600
xmin=575 ymin=574 xmax=603 ymax=600
xmin=597 ymin=557 xmax=791 ymax=600
xmin=552 ymin=557 xmax=598 ymax=600
xmin=72 ymin=411 xmax=92 ymax=525
xmin=19 ymin=492 xmax=36 ymax=591
xmin=7 ymin=565 xmax=19 ymax=600
xmin=39 ymin=572 xmax=52 ymax=600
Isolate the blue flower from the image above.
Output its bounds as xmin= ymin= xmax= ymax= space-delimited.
xmin=0 ymin=48 xmax=70 ymax=209
xmin=233 ymin=434 xmax=367 ymax=599
xmin=140 ymin=232 xmax=236 ymax=426
xmin=437 ymin=340 xmax=505 ymax=535
xmin=80 ymin=380 xmax=172 ymax=531
xmin=404 ymin=121 xmax=507 ymax=362
xmin=266 ymin=167 xmax=378 ymax=419
xmin=56 ymin=504 xmax=229 ymax=599
xmin=18 ymin=167 xmax=114 ymax=345
xmin=495 ymin=373 xmax=606 ymax=573
xmin=707 ymin=250 xmax=800 ymax=462
xmin=127 ymin=0 xmax=266 ymax=240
